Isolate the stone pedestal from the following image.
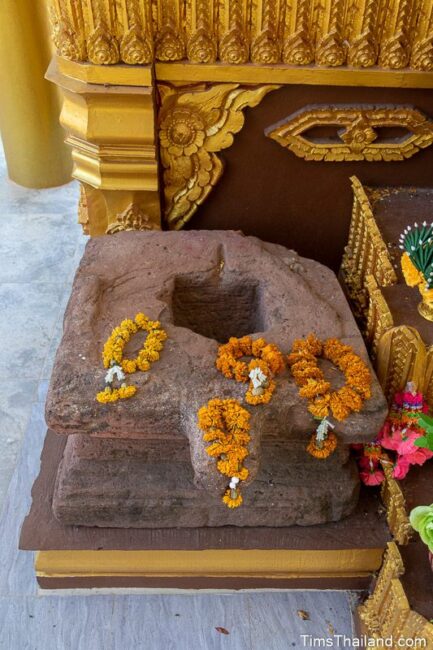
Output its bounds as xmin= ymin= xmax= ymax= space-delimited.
xmin=45 ymin=230 xmax=388 ymax=528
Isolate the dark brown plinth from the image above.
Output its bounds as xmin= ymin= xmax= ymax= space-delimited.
xmin=36 ymin=575 xmax=374 ymax=591
xmin=20 ymin=429 xmax=390 ymax=590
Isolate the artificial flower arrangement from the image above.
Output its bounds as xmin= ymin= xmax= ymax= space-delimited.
xmin=96 ymin=312 xmax=167 ymax=403
xmin=399 ymin=221 xmax=433 ymax=321
xmin=409 ymin=503 xmax=433 ymax=570
xmin=352 ymin=382 xmax=433 ymax=485
xmin=288 ymin=333 xmax=372 ymax=460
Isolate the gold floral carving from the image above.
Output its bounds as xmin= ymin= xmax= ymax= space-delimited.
xmin=315 ymin=0 xmax=346 ymax=66
xmin=218 ymin=0 xmax=249 ymax=64
xmin=119 ymin=1 xmax=153 ymax=64
xmin=158 ymin=82 xmax=279 ymax=229
xmin=379 ymin=0 xmax=411 ymax=69
xmin=86 ymin=1 xmax=119 ymax=65
xmin=282 ymin=0 xmax=313 ymax=65
xmin=411 ymin=1 xmax=433 ymax=71
xmin=46 ymin=0 xmax=433 ymax=71
xmin=265 ymin=106 xmax=433 ymax=162
xmin=359 ymin=542 xmax=433 ymax=645
xmin=154 ymin=0 xmax=185 ymax=61
xmin=186 ymin=0 xmax=217 ymax=63
xmin=106 ymin=204 xmax=158 ymax=234
xmin=250 ymin=1 xmax=283 ymax=65
xmin=347 ymin=0 xmax=378 ymax=67
xmin=380 ymin=462 xmax=412 ymax=546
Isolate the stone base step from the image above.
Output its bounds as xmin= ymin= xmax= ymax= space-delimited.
xmin=53 ymin=433 xmax=360 ymax=527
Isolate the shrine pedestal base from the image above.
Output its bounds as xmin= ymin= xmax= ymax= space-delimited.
xmin=20 ymin=430 xmax=389 ymax=591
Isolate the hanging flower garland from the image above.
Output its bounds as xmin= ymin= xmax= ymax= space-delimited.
xmin=306 ymin=418 xmax=338 ymax=459
xmin=216 ymin=336 xmax=285 ymax=405
xmin=288 ymin=333 xmax=372 ymax=459
xmin=96 ymin=312 xmax=167 ymax=403
xmin=198 ymin=398 xmax=251 ymax=508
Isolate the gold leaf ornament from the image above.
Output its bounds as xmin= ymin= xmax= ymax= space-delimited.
xmin=158 ymin=83 xmax=279 ymax=229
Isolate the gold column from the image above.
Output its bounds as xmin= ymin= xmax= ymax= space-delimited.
xmin=0 ymin=0 xmax=71 ymax=188
xmin=47 ymin=59 xmax=161 ymax=235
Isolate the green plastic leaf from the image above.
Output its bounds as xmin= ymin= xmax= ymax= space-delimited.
xmin=409 ymin=505 xmax=433 ymax=531
xmin=414 ymin=437 xmax=429 ymax=448
xmin=418 ymin=413 xmax=433 ymax=433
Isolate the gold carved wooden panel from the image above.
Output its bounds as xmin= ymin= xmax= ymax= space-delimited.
xmin=47 ymin=0 xmax=433 ymax=71
xmin=158 ymin=82 xmax=279 ymax=229
xmin=265 ymin=105 xmax=433 ymax=162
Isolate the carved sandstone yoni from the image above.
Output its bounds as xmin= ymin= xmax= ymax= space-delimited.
xmin=46 ymin=231 xmax=387 ymax=528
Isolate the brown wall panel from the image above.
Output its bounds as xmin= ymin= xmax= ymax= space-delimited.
xmin=185 ymin=85 xmax=433 ymax=271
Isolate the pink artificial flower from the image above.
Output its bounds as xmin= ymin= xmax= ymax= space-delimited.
xmin=358 ymin=456 xmax=385 ymax=486
xmin=392 ymin=455 xmax=410 ymax=480
xmin=403 ymin=445 xmax=433 ymax=466
xmin=379 ymin=426 xmax=404 ymax=452
xmin=360 ymin=467 xmax=385 ymax=486
xmin=392 ymin=430 xmax=433 ymax=465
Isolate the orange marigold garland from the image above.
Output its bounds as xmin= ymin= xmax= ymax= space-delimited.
xmin=216 ymin=336 xmax=285 ymax=405
xmin=198 ymin=398 xmax=251 ymax=508
xmin=289 ymin=333 xmax=372 ymax=459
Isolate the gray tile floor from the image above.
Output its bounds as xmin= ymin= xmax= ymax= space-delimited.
xmin=0 ymin=145 xmax=360 ymax=649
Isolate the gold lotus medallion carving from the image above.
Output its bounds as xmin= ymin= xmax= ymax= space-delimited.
xmin=265 ymin=106 xmax=433 ymax=162
xmin=158 ymin=83 xmax=279 ymax=230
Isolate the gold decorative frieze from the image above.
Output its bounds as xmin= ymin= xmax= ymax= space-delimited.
xmin=158 ymin=82 xmax=278 ymax=229
xmin=46 ymin=0 xmax=433 ymax=71
xmin=265 ymin=106 xmax=433 ymax=162
xmin=340 ymin=176 xmax=397 ymax=324
xmin=365 ymin=275 xmax=394 ymax=359
xmin=358 ymin=542 xmax=433 ymax=646
xmin=380 ymin=462 xmax=412 ymax=546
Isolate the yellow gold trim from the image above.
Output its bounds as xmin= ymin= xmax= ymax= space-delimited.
xmin=55 ymin=56 xmax=433 ymax=89
xmin=57 ymin=55 xmax=153 ymax=86
xmin=380 ymin=463 xmax=412 ymax=546
xmin=155 ymin=62 xmax=433 ymax=88
xmin=35 ymin=548 xmax=384 ymax=579
xmin=359 ymin=542 xmax=433 ymax=644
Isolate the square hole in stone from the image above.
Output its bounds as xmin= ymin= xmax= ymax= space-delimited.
xmin=171 ymin=274 xmax=266 ymax=342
